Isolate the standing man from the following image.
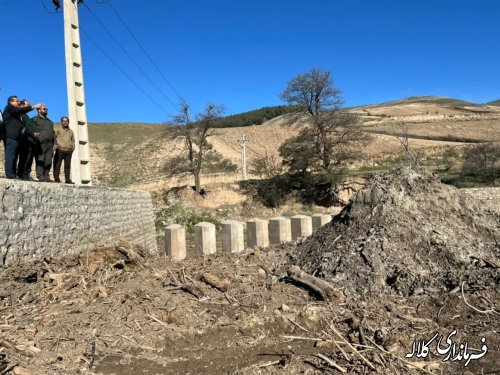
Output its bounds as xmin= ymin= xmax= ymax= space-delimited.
xmin=32 ymin=106 xmax=55 ymax=182
xmin=0 ymin=89 xmax=4 ymax=147
xmin=0 ymin=104 xmax=3 ymax=147
xmin=53 ymin=116 xmax=75 ymax=184
xmin=0 ymin=90 xmax=4 ymax=147
xmin=2 ymin=96 xmax=43 ymax=179
xmin=17 ymin=99 xmax=38 ymax=180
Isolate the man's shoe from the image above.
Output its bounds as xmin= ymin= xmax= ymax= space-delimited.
xmin=54 ymin=179 xmax=61 ymax=183
xmin=65 ymin=180 xmax=75 ymax=185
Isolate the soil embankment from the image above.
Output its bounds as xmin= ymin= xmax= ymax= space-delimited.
xmin=0 ymin=168 xmax=498 ymax=374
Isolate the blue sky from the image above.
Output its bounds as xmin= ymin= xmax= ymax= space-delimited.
xmin=1 ymin=0 xmax=499 ymax=123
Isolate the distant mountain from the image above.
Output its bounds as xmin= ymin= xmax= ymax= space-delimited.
xmin=486 ymin=100 xmax=500 ymax=107
xmin=363 ymin=96 xmax=479 ymax=108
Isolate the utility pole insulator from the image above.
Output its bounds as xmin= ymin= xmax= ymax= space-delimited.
xmin=63 ymin=0 xmax=92 ymax=185
xmin=240 ymin=134 xmax=247 ymax=180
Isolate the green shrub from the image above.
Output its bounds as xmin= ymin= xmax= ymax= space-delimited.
xmin=154 ymin=200 xmax=219 ymax=233
xmin=240 ymin=171 xmax=342 ymax=208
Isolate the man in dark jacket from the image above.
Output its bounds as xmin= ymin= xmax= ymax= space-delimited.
xmin=0 ymin=90 xmax=4 ymax=146
xmin=17 ymin=99 xmax=39 ymax=180
xmin=2 ymin=96 xmax=43 ymax=179
xmin=0 ymin=107 xmax=4 ymax=147
xmin=32 ymin=106 xmax=55 ymax=182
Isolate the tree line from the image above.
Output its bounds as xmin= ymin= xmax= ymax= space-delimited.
xmin=211 ymin=105 xmax=300 ymax=128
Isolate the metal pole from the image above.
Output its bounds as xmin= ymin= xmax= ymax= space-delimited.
xmin=240 ymin=134 xmax=247 ymax=180
xmin=63 ymin=0 xmax=91 ymax=185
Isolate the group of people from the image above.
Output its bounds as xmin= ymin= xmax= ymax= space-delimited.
xmin=0 ymin=95 xmax=75 ymax=183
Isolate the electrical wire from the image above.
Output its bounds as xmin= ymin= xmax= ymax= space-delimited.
xmin=80 ymin=27 xmax=172 ymax=117
xmin=102 ymin=1 xmax=185 ymax=102
xmin=0 ymin=0 xmax=16 ymax=7
xmin=82 ymin=2 xmax=179 ymax=111
xmin=39 ymin=0 xmax=60 ymax=14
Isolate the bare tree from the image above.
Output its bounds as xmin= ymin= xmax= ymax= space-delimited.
xmin=279 ymin=67 xmax=366 ymax=174
xmin=250 ymin=152 xmax=283 ymax=179
xmin=393 ymin=123 xmax=420 ymax=167
xmin=167 ymin=101 xmax=225 ymax=193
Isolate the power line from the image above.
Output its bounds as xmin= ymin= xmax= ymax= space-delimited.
xmin=39 ymin=0 xmax=60 ymax=14
xmin=0 ymin=0 xmax=17 ymax=7
xmin=80 ymin=27 xmax=172 ymax=117
xmin=82 ymin=2 xmax=179 ymax=111
xmin=103 ymin=2 xmax=185 ymax=102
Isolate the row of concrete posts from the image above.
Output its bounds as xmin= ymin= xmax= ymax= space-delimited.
xmin=165 ymin=214 xmax=333 ymax=261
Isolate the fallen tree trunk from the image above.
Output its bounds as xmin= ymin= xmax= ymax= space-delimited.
xmin=287 ymin=266 xmax=345 ymax=303
xmin=200 ymin=272 xmax=230 ymax=292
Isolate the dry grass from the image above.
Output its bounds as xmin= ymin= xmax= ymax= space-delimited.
xmin=369 ymin=119 xmax=500 ymax=142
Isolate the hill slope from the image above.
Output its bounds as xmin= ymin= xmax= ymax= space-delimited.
xmin=487 ymin=99 xmax=500 ymax=107
xmin=80 ymin=96 xmax=500 ymax=187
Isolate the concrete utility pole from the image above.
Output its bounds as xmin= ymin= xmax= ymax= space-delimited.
xmin=63 ymin=0 xmax=91 ymax=185
xmin=240 ymin=134 xmax=247 ymax=180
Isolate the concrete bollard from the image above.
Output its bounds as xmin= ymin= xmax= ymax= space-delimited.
xmin=165 ymin=224 xmax=187 ymax=261
xmin=291 ymin=215 xmax=313 ymax=240
xmin=194 ymin=222 xmax=216 ymax=256
xmin=268 ymin=217 xmax=291 ymax=244
xmin=246 ymin=218 xmax=269 ymax=248
xmin=221 ymin=220 xmax=245 ymax=253
xmin=311 ymin=214 xmax=332 ymax=231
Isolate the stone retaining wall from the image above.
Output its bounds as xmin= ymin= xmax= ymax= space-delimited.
xmin=0 ymin=179 xmax=157 ymax=265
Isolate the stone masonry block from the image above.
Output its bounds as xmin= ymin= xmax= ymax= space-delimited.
xmin=291 ymin=215 xmax=313 ymax=240
xmin=311 ymin=213 xmax=332 ymax=231
xmin=246 ymin=218 xmax=269 ymax=248
xmin=165 ymin=224 xmax=186 ymax=261
xmin=221 ymin=220 xmax=245 ymax=253
xmin=268 ymin=217 xmax=291 ymax=244
xmin=194 ymin=222 xmax=216 ymax=256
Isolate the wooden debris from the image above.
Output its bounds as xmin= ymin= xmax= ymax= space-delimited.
xmin=398 ymin=314 xmax=433 ymax=324
xmin=147 ymin=314 xmax=170 ymax=329
xmin=96 ymin=285 xmax=108 ymax=298
xmin=329 ymin=324 xmax=375 ymax=371
xmin=256 ymin=360 xmax=281 ymax=368
xmin=14 ymin=345 xmax=41 ymax=355
xmin=116 ymin=334 xmax=156 ymax=352
xmin=25 ymin=328 xmax=37 ymax=341
xmin=315 ymin=353 xmax=347 ymax=373
xmin=314 ymin=340 xmax=334 ymax=349
xmin=287 ymin=317 xmax=310 ymax=333
xmin=366 ymin=337 xmax=436 ymax=375
xmin=0 ymin=340 xmax=41 ymax=355
xmin=12 ymin=367 xmax=31 ymax=375
xmin=166 ymin=269 xmax=209 ymax=301
xmin=287 ymin=266 xmax=345 ymax=303
xmin=200 ymin=272 xmax=230 ymax=292
xmin=81 ymin=241 xmax=146 ymax=274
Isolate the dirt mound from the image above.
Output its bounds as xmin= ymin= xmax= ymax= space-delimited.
xmin=293 ymin=167 xmax=500 ymax=298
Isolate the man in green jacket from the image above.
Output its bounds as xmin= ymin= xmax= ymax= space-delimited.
xmin=32 ymin=106 xmax=55 ymax=182
xmin=53 ymin=116 xmax=75 ymax=184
